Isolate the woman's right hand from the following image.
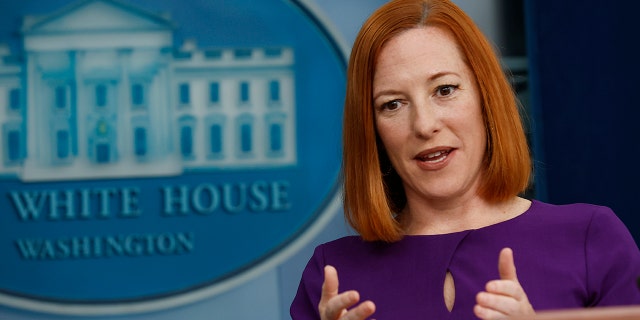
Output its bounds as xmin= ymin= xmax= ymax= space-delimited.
xmin=318 ymin=265 xmax=376 ymax=320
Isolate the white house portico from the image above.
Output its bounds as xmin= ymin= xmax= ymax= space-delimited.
xmin=0 ymin=0 xmax=296 ymax=182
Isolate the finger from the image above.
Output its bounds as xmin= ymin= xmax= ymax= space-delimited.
xmin=342 ymin=300 xmax=376 ymax=320
xmin=322 ymin=291 xmax=361 ymax=319
xmin=477 ymin=287 xmax=535 ymax=317
xmin=321 ymin=265 xmax=340 ymax=301
xmin=498 ymin=248 xmax=518 ymax=282
xmin=319 ymin=266 xmax=363 ymax=319
xmin=485 ymin=279 xmax=525 ymax=300
xmin=473 ymin=303 xmax=508 ymax=320
xmin=476 ymin=291 xmax=520 ymax=315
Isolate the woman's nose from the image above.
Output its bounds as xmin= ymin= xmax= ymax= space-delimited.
xmin=412 ymin=101 xmax=441 ymax=138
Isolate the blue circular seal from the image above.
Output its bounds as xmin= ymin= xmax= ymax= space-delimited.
xmin=0 ymin=0 xmax=346 ymax=314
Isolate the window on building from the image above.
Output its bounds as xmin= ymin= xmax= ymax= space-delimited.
xmin=210 ymin=82 xmax=220 ymax=104
xmin=55 ymin=86 xmax=67 ymax=109
xmin=7 ymin=130 xmax=20 ymax=162
xmin=264 ymin=48 xmax=282 ymax=58
xmin=56 ymin=130 xmax=69 ymax=159
xmin=239 ymin=81 xmax=250 ymax=104
xmin=269 ymin=80 xmax=280 ymax=103
xmin=132 ymin=83 xmax=145 ymax=107
xmin=234 ymin=49 xmax=252 ymax=59
xmin=96 ymin=143 xmax=110 ymax=163
xmin=96 ymin=84 xmax=107 ymax=107
xmin=134 ymin=127 xmax=147 ymax=156
xmin=240 ymin=123 xmax=252 ymax=153
xmin=3 ymin=123 xmax=23 ymax=165
xmin=179 ymin=83 xmax=190 ymax=105
xmin=204 ymin=50 xmax=223 ymax=59
xmin=236 ymin=115 xmax=254 ymax=157
xmin=9 ymin=88 xmax=20 ymax=111
xmin=269 ymin=123 xmax=282 ymax=153
xmin=180 ymin=126 xmax=193 ymax=158
xmin=210 ymin=124 xmax=222 ymax=154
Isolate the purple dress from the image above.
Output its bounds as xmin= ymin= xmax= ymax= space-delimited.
xmin=290 ymin=200 xmax=640 ymax=319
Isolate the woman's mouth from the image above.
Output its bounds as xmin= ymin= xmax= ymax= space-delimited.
xmin=415 ymin=149 xmax=453 ymax=163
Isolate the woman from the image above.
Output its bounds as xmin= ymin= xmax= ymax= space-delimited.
xmin=290 ymin=0 xmax=640 ymax=319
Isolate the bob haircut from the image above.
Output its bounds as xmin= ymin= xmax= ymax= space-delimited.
xmin=342 ymin=0 xmax=532 ymax=242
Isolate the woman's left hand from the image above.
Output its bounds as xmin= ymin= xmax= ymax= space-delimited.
xmin=473 ymin=248 xmax=535 ymax=319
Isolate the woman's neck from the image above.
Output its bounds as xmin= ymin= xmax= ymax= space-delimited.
xmin=400 ymin=196 xmax=531 ymax=235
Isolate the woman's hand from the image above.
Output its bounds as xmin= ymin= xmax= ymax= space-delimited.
xmin=474 ymin=248 xmax=535 ymax=319
xmin=318 ymin=265 xmax=376 ymax=320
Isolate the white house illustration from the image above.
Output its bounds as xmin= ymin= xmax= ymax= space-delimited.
xmin=0 ymin=0 xmax=296 ymax=182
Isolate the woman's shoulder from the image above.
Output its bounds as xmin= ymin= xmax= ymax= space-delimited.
xmin=493 ymin=200 xmax=619 ymax=239
xmin=529 ymin=199 xmax=617 ymax=223
xmin=531 ymin=199 xmax=612 ymax=213
xmin=316 ymin=235 xmax=378 ymax=253
xmin=312 ymin=235 xmax=409 ymax=264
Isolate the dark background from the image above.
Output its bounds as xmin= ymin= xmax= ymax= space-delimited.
xmin=523 ymin=0 xmax=640 ymax=243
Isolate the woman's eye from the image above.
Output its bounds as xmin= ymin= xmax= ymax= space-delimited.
xmin=436 ymin=85 xmax=458 ymax=97
xmin=381 ymin=100 xmax=401 ymax=111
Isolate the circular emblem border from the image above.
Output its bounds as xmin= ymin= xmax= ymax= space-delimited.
xmin=0 ymin=0 xmax=349 ymax=315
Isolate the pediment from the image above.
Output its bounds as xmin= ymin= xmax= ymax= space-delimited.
xmin=23 ymin=0 xmax=173 ymax=35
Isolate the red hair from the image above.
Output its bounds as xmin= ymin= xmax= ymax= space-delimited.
xmin=342 ymin=0 xmax=531 ymax=242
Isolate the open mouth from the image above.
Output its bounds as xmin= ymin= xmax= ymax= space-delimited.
xmin=415 ymin=149 xmax=452 ymax=163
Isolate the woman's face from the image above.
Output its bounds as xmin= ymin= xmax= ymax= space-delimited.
xmin=373 ymin=26 xmax=486 ymax=205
